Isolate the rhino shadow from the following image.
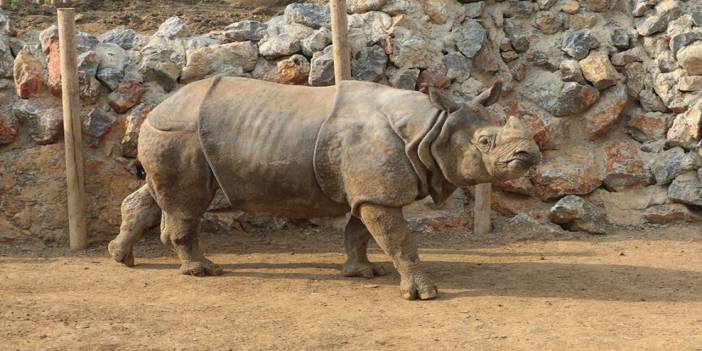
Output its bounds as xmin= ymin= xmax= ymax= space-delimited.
xmin=134 ymin=260 xmax=702 ymax=303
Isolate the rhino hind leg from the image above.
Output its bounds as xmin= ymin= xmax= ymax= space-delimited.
xmin=160 ymin=213 xmax=222 ymax=276
xmin=341 ymin=216 xmax=386 ymax=278
xmin=359 ymin=204 xmax=438 ymax=301
xmin=108 ymin=184 xmax=162 ymax=267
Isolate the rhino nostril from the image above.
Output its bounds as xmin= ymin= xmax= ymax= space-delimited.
xmin=513 ymin=151 xmax=532 ymax=162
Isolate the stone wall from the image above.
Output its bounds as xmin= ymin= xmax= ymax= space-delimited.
xmin=1 ymin=0 xmax=702 ymax=242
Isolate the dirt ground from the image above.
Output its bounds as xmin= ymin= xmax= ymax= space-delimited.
xmin=2 ymin=225 xmax=702 ymax=350
xmin=4 ymin=0 xmax=315 ymax=36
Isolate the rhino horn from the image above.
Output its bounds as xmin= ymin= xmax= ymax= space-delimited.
xmin=499 ymin=116 xmax=532 ymax=141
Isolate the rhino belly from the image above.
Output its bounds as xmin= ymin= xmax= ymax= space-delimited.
xmin=197 ymin=78 xmax=348 ymax=218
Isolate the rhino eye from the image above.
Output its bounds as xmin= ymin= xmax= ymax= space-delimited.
xmin=479 ymin=137 xmax=491 ymax=146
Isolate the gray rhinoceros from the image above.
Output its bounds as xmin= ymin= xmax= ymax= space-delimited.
xmin=108 ymin=76 xmax=540 ymax=300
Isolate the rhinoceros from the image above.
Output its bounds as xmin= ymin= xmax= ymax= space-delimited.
xmin=108 ymin=76 xmax=540 ymax=300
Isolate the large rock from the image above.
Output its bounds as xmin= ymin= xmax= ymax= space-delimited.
xmin=0 ymin=112 xmax=18 ymax=145
xmin=12 ymin=99 xmax=63 ymax=145
xmin=156 ymin=16 xmax=191 ymax=39
xmin=95 ymin=43 xmax=129 ymax=91
xmin=561 ymin=30 xmax=599 ymax=60
xmin=677 ymin=42 xmax=702 ymax=75
xmin=180 ymin=42 xmax=258 ymax=83
xmin=76 ymin=51 xmax=104 ymax=104
xmin=506 ymin=101 xmax=565 ymax=150
xmin=138 ymin=17 xmax=190 ymax=92
xmin=534 ymin=10 xmax=563 ymax=34
xmin=636 ymin=0 xmax=682 ymax=36
xmin=668 ymin=171 xmax=702 ymax=206
xmin=504 ymin=19 xmax=531 ymax=53
xmin=82 ymin=108 xmax=116 ymax=147
xmin=351 ymin=45 xmax=387 ymax=82
xmin=308 ymin=45 xmax=335 ymax=86
xmin=99 ymin=29 xmax=138 ymax=50
xmin=259 ymin=36 xmax=301 ymax=58
xmin=623 ymin=62 xmax=645 ymax=99
xmin=585 ymin=84 xmax=629 ymax=140
xmin=121 ymin=103 xmax=153 ymax=158
xmin=602 ymin=142 xmax=650 ymax=191
xmin=442 ymin=51 xmax=471 ymax=81
xmin=626 ymin=110 xmax=671 ymax=143
xmin=273 ymin=54 xmax=310 ymax=85
xmin=678 ymin=76 xmax=702 ymax=92
xmin=669 ymin=31 xmax=702 ymax=56
xmin=644 ymin=204 xmax=702 ymax=224
xmin=107 ymin=80 xmax=144 ymax=114
xmin=13 ymin=47 xmax=44 ymax=99
xmin=566 ymin=13 xmax=599 ymax=31
xmin=559 ymin=59 xmax=585 ymax=83
xmin=284 ymin=3 xmax=330 ymax=29
xmin=639 ymin=89 xmax=668 ymax=113
xmin=530 ymin=147 xmax=604 ymax=200
xmin=416 ymin=67 xmax=450 ymax=92
xmin=579 ymin=51 xmax=620 ymax=90
xmin=388 ymin=18 xmax=442 ymax=68
xmin=223 ymin=20 xmax=266 ymax=42
xmin=301 ymin=27 xmax=331 ymax=57
xmin=348 ymin=0 xmax=388 ymax=13
xmin=520 ymin=71 xmax=599 ymax=116
xmin=650 ymin=147 xmax=700 ymax=185
xmin=420 ymin=0 xmax=465 ymax=25
xmin=347 ymin=12 xmax=392 ymax=54
xmin=579 ymin=0 xmax=609 ymax=12
xmin=654 ymin=69 xmax=690 ymax=112
xmin=388 ymin=66 xmax=420 ymax=90
xmin=452 ymin=19 xmax=487 ymax=59
xmin=666 ymin=100 xmax=702 ymax=150
xmin=549 ymin=195 xmax=607 ymax=234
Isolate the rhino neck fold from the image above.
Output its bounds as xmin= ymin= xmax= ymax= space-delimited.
xmin=386 ymin=108 xmax=457 ymax=206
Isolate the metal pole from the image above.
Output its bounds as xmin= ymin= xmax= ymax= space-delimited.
xmin=58 ymin=8 xmax=88 ymax=250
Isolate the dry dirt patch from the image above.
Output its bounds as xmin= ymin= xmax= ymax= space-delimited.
xmin=4 ymin=0 xmax=309 ymax=35
xmin=1 ymin=225 xmax=702 ymax=350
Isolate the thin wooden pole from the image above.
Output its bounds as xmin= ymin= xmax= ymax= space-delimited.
xmin=329 ymin=0 xmax=351 ymax=81
xmin=58 ymin=8 xmax=88 ymax=250
xmin=474 ymin=183 xmax=491 ymax=235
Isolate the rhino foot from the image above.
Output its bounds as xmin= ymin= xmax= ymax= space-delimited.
xmin=401 ymin=271 xmax=438 ymax=301
xmin=341 ymin=261 xmax=386 ymax=278
xmin=180 ymin=259 xmax=223 ymax=277
xmin=108 ymin=240 xmax=135 ymax=267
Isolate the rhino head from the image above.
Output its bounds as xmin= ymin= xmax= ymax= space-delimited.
xmin=428 ymin=82 xmax=541 ymax=186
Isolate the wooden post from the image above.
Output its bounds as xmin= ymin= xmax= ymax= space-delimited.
xmin=329 ymin=0 xmax=351 ymax=82
xmin=474 ymin=183 xmax=491 ymax=235
xmin=0 ymin=0 xmax=5 ymax=8
xmin=58 ymin=8 xmax=88 ymax=251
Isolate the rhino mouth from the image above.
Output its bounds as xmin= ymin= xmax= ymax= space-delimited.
xmin=508 ymin=151 xmax=535 ymax=166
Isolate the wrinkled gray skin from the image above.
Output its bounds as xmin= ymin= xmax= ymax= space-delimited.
xmin=108 ymin=77 xmax=540 ymax=300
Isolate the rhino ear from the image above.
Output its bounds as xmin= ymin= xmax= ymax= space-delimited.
xmin=476 ymin=80 xmax=503 ymax=107
xmin=429 ymin=88 xmax=461 ymax=113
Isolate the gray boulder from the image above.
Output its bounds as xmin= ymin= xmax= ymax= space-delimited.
xmin=549 ymin=195 xmax=607 ymax=234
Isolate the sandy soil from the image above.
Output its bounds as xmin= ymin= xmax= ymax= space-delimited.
xmin=2 ymin=225 xmax=702 ymax=350
xmin=4 ymin=0 xmax=308 ymax=36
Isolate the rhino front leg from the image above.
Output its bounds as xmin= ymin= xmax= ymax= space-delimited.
xmin=359 ymin=204 xmax=438 ymax=300
xmin=341 ymin=216 xmax=386 ymax=278
xmin=162 ymin=213 xmax=222 ymax=277
xmin=108 ymin=184 xmax=162 ymax=267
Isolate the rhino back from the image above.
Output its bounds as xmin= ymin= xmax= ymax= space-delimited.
xmin=198 ymin=77 xmax=347 ymax=218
